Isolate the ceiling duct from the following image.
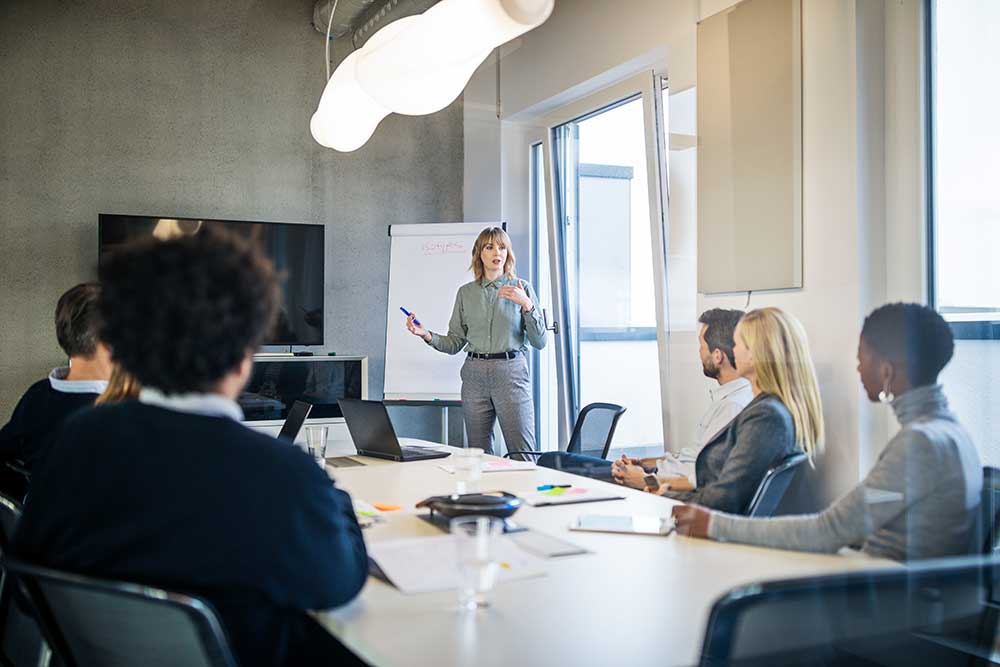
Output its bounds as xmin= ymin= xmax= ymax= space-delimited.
xmin=313 ymin=0 xmax=442 ymax=48
xmin=312 ymin=0 xmax=376 ymax=40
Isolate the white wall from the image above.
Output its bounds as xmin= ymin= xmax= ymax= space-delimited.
xmin=467 ymin=0 xmax=927 ymax=506
xmin=699 ymin=0 xmax=880 ymax=503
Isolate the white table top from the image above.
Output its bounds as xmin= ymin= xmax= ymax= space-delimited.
xmin=315 ymin=446 xmax=893 ymax=667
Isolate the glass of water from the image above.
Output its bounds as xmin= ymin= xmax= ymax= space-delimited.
xmin=450 ymin=515 xmax=504 ymax=611
xmin=453 ymin=447 xmax=484 ymax=494
xmin=305 ymin=425 xmax=329 ymax=467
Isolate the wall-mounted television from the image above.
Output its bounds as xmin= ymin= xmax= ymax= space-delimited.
xmin=98 ymin=214 xmax=325 ymax=346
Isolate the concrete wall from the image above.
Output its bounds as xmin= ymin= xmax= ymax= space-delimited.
xmin=466 ymin=0 xmax=928 ymax=507
xmin=0 ymin=0 xmax=464 ymax=439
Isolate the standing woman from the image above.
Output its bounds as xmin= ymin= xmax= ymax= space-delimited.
xmin=405 ymin=227 xmax=546 ymax=458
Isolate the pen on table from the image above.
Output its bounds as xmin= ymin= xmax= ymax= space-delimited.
xmin=537 ymin=484 xmax=572 ymax=491
xmin=399 ymin=307 xmax=421 ymax=326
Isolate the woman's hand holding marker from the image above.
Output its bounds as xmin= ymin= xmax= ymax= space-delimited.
xmin=404 ymin=311 xmax=432 ymax=342
xmin=498 ymin=280 xmax=533 ymax=313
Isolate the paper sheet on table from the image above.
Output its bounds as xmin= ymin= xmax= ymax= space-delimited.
xmin=437 ymin=459 xmax=536 ymax=474
xmin=522 ymin=486 xmax=625 ymax=507
xmin=367 ymin=534 xmax=546 ymax=594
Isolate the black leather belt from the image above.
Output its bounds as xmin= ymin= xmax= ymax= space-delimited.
xmin=467 ymin=350 xmax=520 ymax=360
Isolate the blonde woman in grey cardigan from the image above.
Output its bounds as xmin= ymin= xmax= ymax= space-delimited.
xmin=672 ymin=303 xmax=982 ymax=562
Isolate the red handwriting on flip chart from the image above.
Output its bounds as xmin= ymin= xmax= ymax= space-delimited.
xmin=422 ymin=241 xmax=466 ymax=255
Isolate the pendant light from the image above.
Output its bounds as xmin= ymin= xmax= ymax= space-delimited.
xmin=311 ymin=0 xmax=554 ymax=152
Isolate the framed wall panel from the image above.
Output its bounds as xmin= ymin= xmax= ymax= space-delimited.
xmin=697 ymin=0 xmax=803 ymax=293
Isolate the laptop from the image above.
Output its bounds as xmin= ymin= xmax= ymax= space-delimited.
xmin=339 ymin=399 xmax=450 ymax=462
xmin=277 ymin=400 xmax=313 ymax=442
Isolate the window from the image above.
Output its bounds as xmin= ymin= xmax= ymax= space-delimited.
xmin=930 ymin=0 xmax=1000 ymax=463
xmin=551 ymin=95 xmax=665 ymax=448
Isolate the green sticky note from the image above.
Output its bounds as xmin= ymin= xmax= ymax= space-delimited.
xmin=543 ymin=487 xmax=568 ymax=496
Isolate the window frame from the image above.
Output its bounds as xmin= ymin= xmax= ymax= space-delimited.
xmin=925 ymin=0 xmax=1000 ymax=341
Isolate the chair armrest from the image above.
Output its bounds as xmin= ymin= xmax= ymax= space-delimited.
xmin=502 ymin=451 xmax=547 ymax=459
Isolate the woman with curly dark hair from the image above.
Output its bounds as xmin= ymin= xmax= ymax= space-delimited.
xmin=12 ymin=230 xmax=369 ymax=666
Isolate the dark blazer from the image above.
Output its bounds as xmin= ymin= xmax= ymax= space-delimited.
xmin=667 ymin=393 xmax=799 ymax=514
xmin=11 ymin=402 xmax=368 ymax=667
xmin=0 ymin=378 xmax=99 ymax=469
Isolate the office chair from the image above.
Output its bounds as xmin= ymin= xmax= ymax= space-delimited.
xmin=503 ymin=402 xmax=626 ymax=462
xmin=0 ymin=492 xmax=50 ymax=667
xmin=0 ymin=461 xmax=29 ymax=508
xmin=6 ymin=559 xmax=237 ymax=667
xmin=979 ymin=467 xmax=1000 ymax=555
xmin=745 ymin=452 xmax=809 ymax=517
xmin=0 ymin=493 xmax=19 ymax=553
xmin=700 ymin=555 xmax=999 ymax=667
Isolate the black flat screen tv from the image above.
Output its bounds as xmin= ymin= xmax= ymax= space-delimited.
xmin=98 ymin=214 xmax=325 ymax=346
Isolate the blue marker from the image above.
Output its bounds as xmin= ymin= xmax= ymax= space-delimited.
xmin=400 ymin=307 xmax=421 ymax=326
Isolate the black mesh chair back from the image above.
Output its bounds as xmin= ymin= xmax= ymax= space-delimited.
xmin=700 ymin=555 xmax=999 ymax=667
xmin=6 ymin=559 xmax=237 ymax=667
xmin=745 ymin=452 xmax=809 ymax=517
xmin=566 ymin=403 xmax=627 ymax=459
xmin=980 ymin=467 xmax=1000 ymax=555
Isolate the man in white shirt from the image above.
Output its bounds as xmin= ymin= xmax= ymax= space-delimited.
xmin=611 ymin=309 xmax=752 ymax=488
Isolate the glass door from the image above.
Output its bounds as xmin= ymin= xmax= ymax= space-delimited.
xmin=548 ymin=88 xmax=667 ymax=450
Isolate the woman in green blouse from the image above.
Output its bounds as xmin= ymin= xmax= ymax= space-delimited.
xmin=405 ymin=227 xmax=547 ymax=458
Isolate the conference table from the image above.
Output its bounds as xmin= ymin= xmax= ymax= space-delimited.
xmin=315 ymin=442 xmax=893 ymax=667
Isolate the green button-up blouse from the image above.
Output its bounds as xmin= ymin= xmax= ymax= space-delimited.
xmin=427 ymin=276 xmax=547 ymax=355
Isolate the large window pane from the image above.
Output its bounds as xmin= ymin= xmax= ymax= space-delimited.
xmin=554 ymin=96 xmax=664 ymax=448
xmin=932 ymin=0 xmax=1000 ymax=464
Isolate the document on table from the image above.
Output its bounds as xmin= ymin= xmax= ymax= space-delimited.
xmin=522 ymin=486 xmax=625 ymax=507
xmin=367 ymin=534 xmax=547 ymax=594
xmin=437 ymin=459 xmax=537 ymax=474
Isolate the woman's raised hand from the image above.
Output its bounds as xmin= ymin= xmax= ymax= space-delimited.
xmin=498 ymin=280 xmax=533 ymax=312
xmin=406 ymin=313 xmax=432 ymax=342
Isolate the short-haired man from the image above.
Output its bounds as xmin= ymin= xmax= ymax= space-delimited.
xmin=612 ymin=308 xmax=753 ymax=488
xmin=538 ymin=309 xmax=752 ymax=485
xmin=11 ymin=232 xmax=368 ymax=666
xmin=0 ymin=283 xmax=111 ymax=485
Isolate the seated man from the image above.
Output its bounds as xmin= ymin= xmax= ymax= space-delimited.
xmin=11 ymin=231 xmax=368 ymax=666
xmin=539 ymin=309 xmax=752 ymax=485
xmin=0 ymin=283 xmax=111 ymax=492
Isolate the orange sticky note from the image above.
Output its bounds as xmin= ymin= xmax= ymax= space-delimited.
xmin=373 ymin=503 xmax=401 ymax=512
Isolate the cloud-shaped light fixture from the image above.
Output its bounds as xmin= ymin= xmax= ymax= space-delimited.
xmin=311 ymin=0 xmax=554 ymax=152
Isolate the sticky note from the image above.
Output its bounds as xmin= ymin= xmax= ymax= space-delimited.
xmin=373 ymin=503 xmax=401 ymax=511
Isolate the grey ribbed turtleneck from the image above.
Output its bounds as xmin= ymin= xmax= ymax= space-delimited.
xmin=706 ymin=384 xmax=982 ymax=561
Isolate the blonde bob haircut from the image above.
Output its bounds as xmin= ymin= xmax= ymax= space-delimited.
xmin=738 ymin=307 xmax=825 ymax=462
xmin=470 ymin=226 xmax=517 ymax=283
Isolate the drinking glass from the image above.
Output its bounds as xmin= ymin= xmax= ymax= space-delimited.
xmin=453 ymin=447 xmax=484 ymax=494
xmin=305 ymin=425 xmax=329 ymax=467
xmin=450 ymin=515 xmax=504 ymax=610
